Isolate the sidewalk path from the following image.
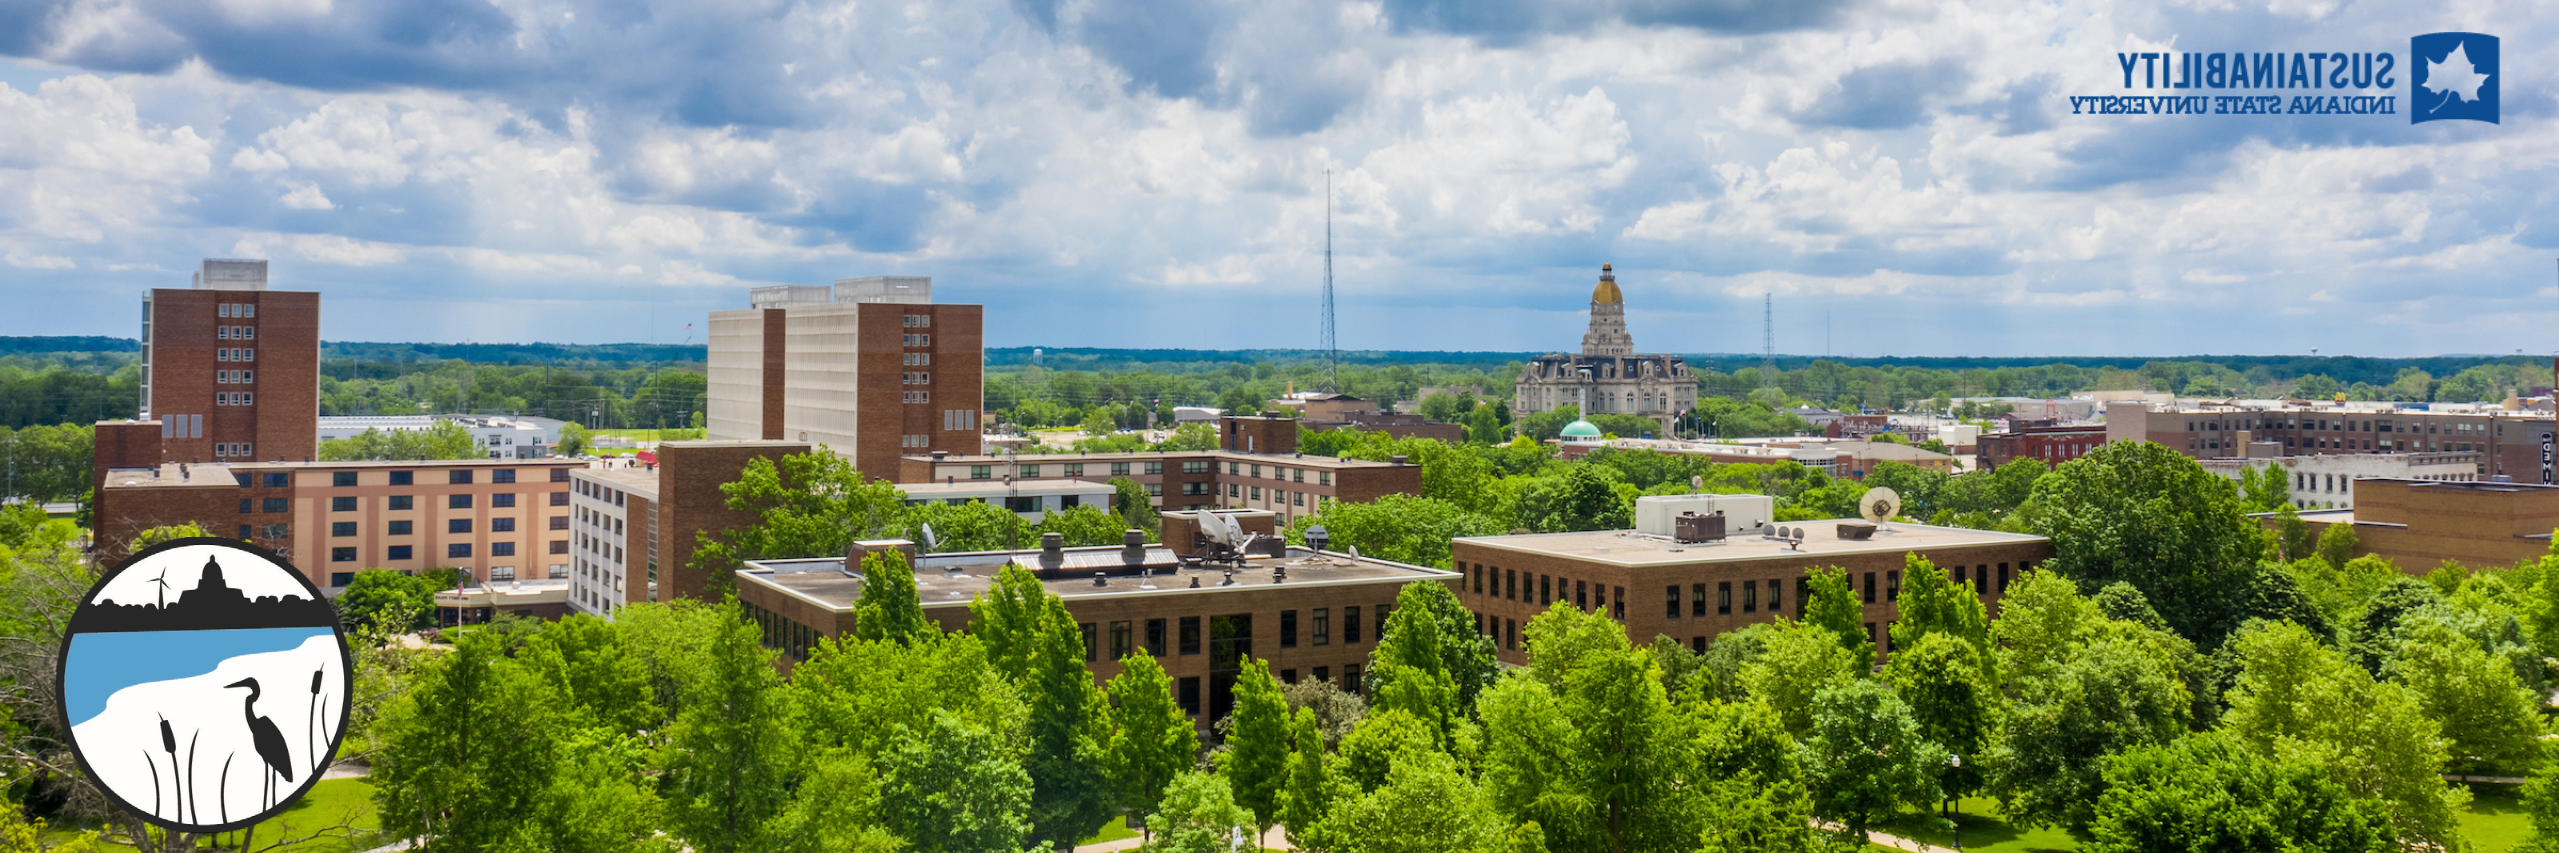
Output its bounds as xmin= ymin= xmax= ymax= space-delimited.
xmin=1073 ymin=826 xmax=1291 ymax=852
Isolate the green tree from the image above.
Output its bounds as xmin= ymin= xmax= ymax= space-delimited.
xmin=1802 ymin=566 xmax=1873 ymax=668
xmin=665 ymin=605 xmax=797 ymax=853
xmin=689 ymin=450 xmax=908 ymax=597
xmin=2385 ymin=615 xmax=2546 ymax=776
xmin=1736 ymin=619 xmax=1859 ymax=738
xmin=335 ymin=568 xmax=437 ymax=633
xmin=1277 ymin=708 xmax=1332 ymax=848
xmin=759 ymin=748 xmax=904 ymax=853
xmin=2220 ymin=620 xmax=2469 ymax=849
xmin=1218 ymin=658 xmax=1292 ymax=830
xmin=373 ymin=631 xmax=565 ymax=852
xmin=520 ymin=613 xmax=661 ymax=736
xmin=1308 ymin=750 xmax=1515 ymax=853
xmin=1514 ymin=464 xmax=1633 ymax=533
xmin=318 ymin=421 xmax=483 ymax=461
xmin=2520 ymin=742 xmax=2559 ymax=853
xmin=2272 ymin=505 xmax=2314 ymax=561
xmin=554 ymin=421 xmax=591 ymax=456
xmin=2087 ymin=732 xmax=2391 ymax=853
xmin=1110 ymin=650 xmax=1201 ymax=823
xmin=1281 ymin=493 xmax=1505 ymax=568
xmin=1883 ymin=632 xmax=1995 ymax=808
xmin=1987 ymin=602 xmax=2193 ymax=833
xmin=1365 ymin=580 xmax=1500 ymax=717
xmin=1156 ymin=422 xmax=1220 ymax=451
xmin=2024 ymin=440 xmax=2270 ymax=644
xmin=966 ymin=565 xmax=1114 ymax=849
xmin=1111 ymin=475 xmax=1161 ymax=535
xmin=1800 ymin=679 xmax=1947 ymax=841
xmin=1887 ymin=553 xmax=1993 ymax=684
xmin=879 ymin=711 xmax=1035 ymax=853
xmin=1861 ymin=461 xmax=1946 ymax=519
xmin=1478 ymin=604 xmax=1703 ymax=853
xmin=852 ymin=549 xmax=934 ymax=645
xmin=1143 ymin=771 xmax=1256 ymax=853
xmin=2317 ymin=521 xmax=2360 ymax=569
xmin=1035 ymin=503 xmax=1134 ymax=546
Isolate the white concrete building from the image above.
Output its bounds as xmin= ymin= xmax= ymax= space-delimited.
xmin=2204 ymin=451 xmax=2485 ymax=509
xmin=317 ymin=415 xmax=564 ymax=458
xmin=567 ymin=467 xmax=656 ymax=617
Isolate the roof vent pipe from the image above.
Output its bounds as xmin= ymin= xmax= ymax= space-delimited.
xmin=1039 ymin=533 xmax=1065 ymax=574
xmin=1122 ymin=528 xmax=1146 ymax=567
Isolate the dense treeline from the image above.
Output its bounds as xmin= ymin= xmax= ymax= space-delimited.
xmin=317 ymin=364 xmax=706 ymax=428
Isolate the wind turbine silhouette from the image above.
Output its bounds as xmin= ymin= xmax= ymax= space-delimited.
xmin=148 ymin=569 xmax=171 ymax=609
xmin=224 ymin=678 xmax=295 ymax=810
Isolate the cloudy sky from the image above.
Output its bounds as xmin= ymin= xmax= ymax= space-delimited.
xmin=0 ymin=0 xmax=2551 ymax=356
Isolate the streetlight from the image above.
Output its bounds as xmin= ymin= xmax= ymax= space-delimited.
xmin=1949 ymin=754 xmax=1963 ymax=851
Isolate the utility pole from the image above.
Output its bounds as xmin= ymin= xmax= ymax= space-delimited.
xmin=1760 ymin=294 xmax=1777 ymax=401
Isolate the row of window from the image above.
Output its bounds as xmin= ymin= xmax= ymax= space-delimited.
xmin=217 ymin=302 xmax=257 ymax=318
xmin=2189 ymin=417 xmax=2503 ymax=436
xmin=321 ymin=467 xmax=566 ymax=487
xmin=216 ymin=347 xmax=256 ymax=361
xmin=216 ymin=392 xmax=254 ymax=405
xmin=1225 ymin=460 xmax=1334 ymax=486
xmin=216 ymin=325 xmax=257 ymax=340
xmin=902 ymin=391 xmax=931 ymax=403
xmin=214 ymin=442 xmax=254 ymax=458
xmin=902 ymin=352 xmax=933 ymax=365
xmin=901 ymin=434 xmax=932 ymax=448
xmin=1466 ymin=561 xmax=2020 ymax=619
xmin=1078 ymin=606 xmax=1383 ymax=663
xmin=901 ymin=314 xmax=933 ymax=328
xmin=330 ymin=541 xmax=536 ymax=562
xmin=941 ymin=408 xmax=978 ymax=432
xmin=575 ymin=477 xmax=631 ymax=507
xmin=1231 ymin=484 xmax=1312 ymax=507
xmin=217 ymin=370 xmax=255 ymax=384
xmin=901 ymin=333 xmax=933 ymax=347
xmin=902 ymin=372 xmax=932 ymax=384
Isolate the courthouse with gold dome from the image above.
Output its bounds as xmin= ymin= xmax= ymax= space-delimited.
xmin=1513 ymin=264 xmax=1697 ymax=435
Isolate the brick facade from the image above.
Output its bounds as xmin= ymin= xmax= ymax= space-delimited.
xmin=2271 ymin=479 xmax=2559 ymax=571
xmin=1976 ymin=425 xmax=2110 ymax=470
xmin=651 ymin=440 xmax=813 ymax=602
xmin=143 ymin=287 xmax=320 ymax=464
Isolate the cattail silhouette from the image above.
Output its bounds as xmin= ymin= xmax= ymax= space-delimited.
xmin=307 ymin=669 xmax=325 ymax=777
xmin=158 ymin=716 xmax=178 ymax=819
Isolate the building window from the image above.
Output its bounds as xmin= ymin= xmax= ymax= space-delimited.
xmin=1281 ymin=610 xmax=1299 ymax=648
xmin=333 ymin=471 xmax=357 ymax=487
xmin=1079 ymin=623 xmax=1098 ymax=662
xmin=331 ymin=496 xmax=356 ymax=512
xmin=549 ymin=492 xmax=569 ymax=506
xmin=1182 ymin=460 xmax=1207 ymax=474
xmin=388 ymin=495 xmax=413 ymax=511
xmin=388 ymin=545 xmax=412 ymax=561
xmin=492 ymin=518 xmax=517 ymax=533
xmin=449 ymin=494 xmax=473 ymax=509
xmin=1768 ymin=579 xmax=1783 ymax=613
xmin=1692 ymin=583 xmax=1709 ymax=617
xmin=1344 ymin=606 xmax=1362 ymax=644
xmin=1665 ymin=585 xmax=1681 ymax=618
xmin=1110 ymin=621 xmax=1132 ymax=661
xmin=1506 ymin=569 xmax=1518 ymax=601
xmin=1111 ymin=462 xmax=1130 ymax=476
xmin=331 ymin=547 xmax=356 ymax=563
xmin=1064 ymin=463 xmax=1085 ymax=477
xmin=450 ymin=470 xmax=474 ymax=485
xmin=1887 ymin=570 xmax=1901 ymax=602
xmin=1575 ymin=579 xmax=1588 ymax=610
xmin=261 ymin=498 xmax=288 ymax=514
xmin=1863 ymin=572 xmax=1877 ymax=604
xmin=1344 ymin=664 xmax=1363 ymax=695
xmin=1146 ymin=618 xmax=1167 ymax=657
xmin=970 ymin=465 xmax=991 ymax=480
xmin=550 ymin=516 xmax=570 ymax=530
xmin=448 ymin=544 xmax=473 ymax=559
xmin=491 ymin=542 xmax=516 ymax=557
xmin=1505 ymin=618 xmax=1517 ymax=650
xmin=493 ymin=493 xmax=517 ymax=508
xmin=1539 ymin=575 xmax=1552 ymax=604
xmin=263 ymin=473 xmax=288 ymax=488
xmin=1178 ymin=677 xmax=1201 ymax=716
xmin=1742 ymin=581 xmax=1757 ymax=613
xmin=492 ymin=470 xmax=516 ymax=484
xmin=1312 ymin=608 xmax=1330 ymax=645
xmin=331 ymin=522 xmax=356 ymax=537
xmin=1718 ymin=581 xmax=1732 ymax=615
xmin=390 ymin=471 xmax=413 ymax=486
xmin=1320 ymin=471 xmax=1333 ymax=486
xmin=384 ymin=520 xmax=412 ymax=537
xmin=1178 ymin=616 xmax=1203 ymax=655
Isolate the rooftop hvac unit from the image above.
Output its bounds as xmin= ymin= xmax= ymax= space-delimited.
xmin=1636 ymin=494 xmax=1774 ymax=536
xmin=1672 ymin=511 xmax=1726 ymax=544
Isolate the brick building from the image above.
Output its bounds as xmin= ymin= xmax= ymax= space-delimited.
xmin=96 ymin=457 xmax=584 ymax=589
xmin=1975 ymin=424 xmax=2110 ymax=470
xmin=2269 ymin=478 xmax=2559 ymax=570
xmin=734 ymin=509 xmax=1459 ymax=724
xmin=2203 ymin=451 xmax=2484 ymax=510
xmin=706 ymin=277 xmax=983 ymax=480
xmin=96 ymin=259 xmax=322 ymax=479
xmin=896 ymin=444 xmax=1421 ymax=524
xmin=1451 ymin=519 xmax=2053 ymax=665
xmin=2105 ymin=400 xmax=2558 ymax=483
xmin=566 ymin=440 xmax=811 ymax=614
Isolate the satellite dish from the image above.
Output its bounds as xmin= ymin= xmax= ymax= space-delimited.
xmin=921 ymin=522 xmax=940 ymax=551
xmin=1860 ymin=487 xmax=1901 ymax=525
xmin=1689 ymin=475 xmax=1703 ymax=494
xmin=1347 ymin=545 xmax=1362 ymax=562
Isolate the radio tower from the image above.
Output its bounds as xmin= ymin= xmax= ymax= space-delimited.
xmin=1760 ymin=294 xmax=1777 ymax=400
xmin=1322 ymin=169 xmax=1339 ymax=393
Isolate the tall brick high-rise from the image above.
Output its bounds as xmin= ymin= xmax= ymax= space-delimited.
xmin=705 ymin=276 xmax=982 ymax=479
xmin=114 ymin=259 xmax=321 ymax=469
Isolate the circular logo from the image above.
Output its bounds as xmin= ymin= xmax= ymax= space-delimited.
xmin=55 ymin=538 xmax=353 ymax=832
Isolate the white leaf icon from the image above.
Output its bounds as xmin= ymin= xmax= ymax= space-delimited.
xmin=2423 ymin=41 xmax=2490 ymax=111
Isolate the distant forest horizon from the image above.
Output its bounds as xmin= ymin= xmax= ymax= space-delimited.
xmin=5 ymin=335 xmax=2553 ymax=381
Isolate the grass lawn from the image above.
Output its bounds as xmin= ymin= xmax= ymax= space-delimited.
xmin=2464 ymin=782 xmax=2531 ymax=853
xmin=1080 ymin=815 xmax=1140 ymax=846
xmin=1866 ymin=798 xmax=2081 ymax=852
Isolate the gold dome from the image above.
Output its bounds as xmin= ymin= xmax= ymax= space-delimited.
xmin=1590 ymin=263 xmax=1621 ymax=304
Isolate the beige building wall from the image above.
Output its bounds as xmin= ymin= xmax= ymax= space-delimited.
xmin=781 ymin=303 xmax=865 ymax=448
xmin=706 ymin=309 xmax=768 ymax=441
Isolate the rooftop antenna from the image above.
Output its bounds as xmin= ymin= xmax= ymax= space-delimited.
xmin=1322 ymin=169 xmax=1339 ymax=393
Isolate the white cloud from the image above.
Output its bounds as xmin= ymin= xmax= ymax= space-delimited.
xmin=278 ymin=182 xmax=334 ymax=209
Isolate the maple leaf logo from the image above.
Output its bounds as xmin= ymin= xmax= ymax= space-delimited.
xmin=2422 ymin=40 xmax=2491 ymax=112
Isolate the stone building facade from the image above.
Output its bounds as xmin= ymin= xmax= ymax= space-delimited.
xmin=1513 ymin=264 xmax=1696 ymax=434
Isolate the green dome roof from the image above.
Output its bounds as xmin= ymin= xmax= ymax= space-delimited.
xmin=1559 ymin=420 xmax=1603 ymax=438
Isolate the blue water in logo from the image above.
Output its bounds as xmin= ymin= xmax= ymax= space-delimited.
xmin=2411 ymin=32 xmax=2498 ymax=125
xmin=64 ymin=627 xmax=335 ymax=727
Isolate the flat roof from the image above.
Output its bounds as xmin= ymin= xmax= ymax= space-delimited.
xmin=899 ymin=480 xmax=1116 ymax=497
xmin=1455 ymin=521 xmax=2047 ymax=568
xmin=907 ymin=450 xmax=1412 ymax=468
xmin=741 ymin=544 xmax=1454 ymax=612
xmin=573 ymin=466 xmax=661 ymax=496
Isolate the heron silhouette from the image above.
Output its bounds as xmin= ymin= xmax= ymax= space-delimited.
xmin=224 ymin=677 xmax=295 ymax=810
